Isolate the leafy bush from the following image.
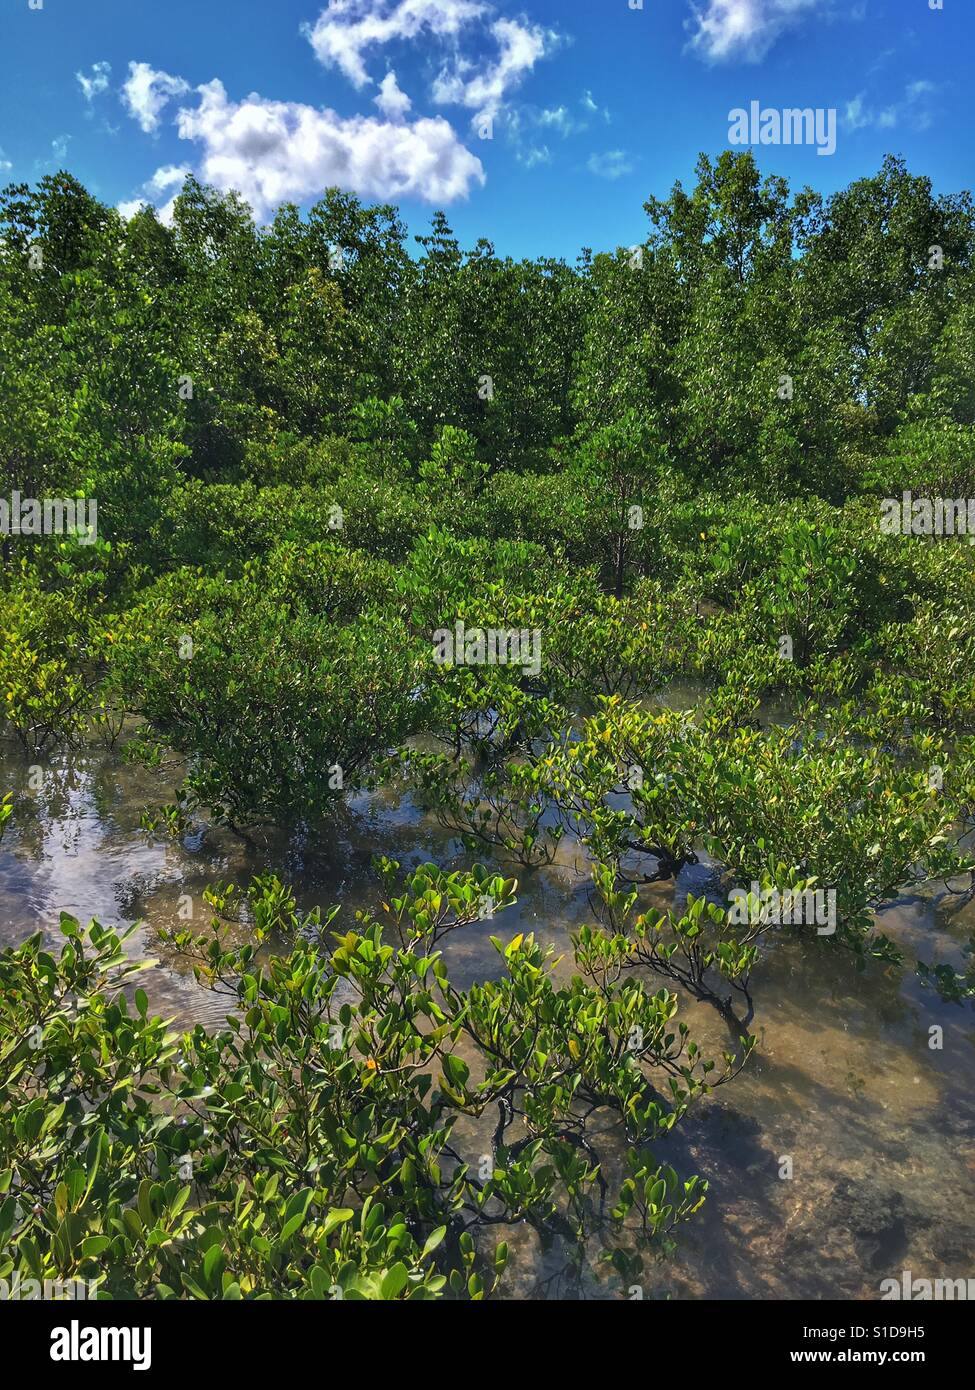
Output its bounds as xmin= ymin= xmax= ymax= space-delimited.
xmin=0 ymin=857 xmax=725 ymax=1299
xmin=105 ymin=566 xmax=426 ymax=825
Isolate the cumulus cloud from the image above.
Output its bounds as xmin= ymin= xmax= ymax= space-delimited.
xmin=118 ymin=165 xmax=192 ymax=225
xmin=76 ymin=61 xmax=111 ymax=102
xmin=686 ymin=0 xmax=825 ymax=64
xmin=122 ymin=61 xmax=191 ymax=134
xmin=121 ymin=72 xmax=485 ymax=218
xmin=374 ymin=70 xmax=412 ymax=119
xmin=147 ymin=164 xmax=193 ymax=195
xmin=306 ymin=0 xmax=487 ymax=88
xmin=177 ymin=80 xmax=484 ymax=213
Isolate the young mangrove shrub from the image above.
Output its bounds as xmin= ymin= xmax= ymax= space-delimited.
xmin=105 ymin=566 xmax=427 ymax=827
xmin=542 ymin=693 xmax=973 ymax=1018
xmin=0 ymin=564 xmax=106 ymax=754
xmin=0 ymin=857 xmax=728 ymax=1299
xmin=577 ymin=862 xmax=801 ymax=1038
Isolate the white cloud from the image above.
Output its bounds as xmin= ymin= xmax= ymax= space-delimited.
xmin=122 ymin=61 xmax=190 ymax=134
xmin=587 ymin=150 xmax=633 ymax=180
xmin=507 ymin=91 xmax=609 ymax=170
xmin=517 ymin=144 xmax=551 ymax=169
xmin=151 ymin=77 xmax=485 ymax=217
xmin=374 ymin=70 xmax=412 ymax=119
xmin=306 ymin=0 xmax=487 ymax=88
xmin=581 ymin=89 xmax=611 ymax=123
xmin=533 ymin=92 xmax=608 ymax=138
xmin=118 ymin=166 xmax=191 ymax=226
xmin=686 ymin=0 xmax=825 ymax=64
xmin=147 ymin=164 xmax=192 ymax=194
xmin=118 ymin=166 xmax=190 ymax=226
xmin=848 ymin=96 xmax=896 ymax=131
xmin=307 ymin=2 xmax=555 ymax=129
xmin=34 ymin=135 xmax=71 ymax=173
xmin=76 ymin=60 xmax=111 ymax=102
xmin=843 ymin=94 xmax=869 ymax=132
xmin=537 ymin=105 xmax=577 ymax=137
xmin=842 ymin=80 xmax=940 ymax=135
xmin=432 ymin=16 xmax=553 ymax=125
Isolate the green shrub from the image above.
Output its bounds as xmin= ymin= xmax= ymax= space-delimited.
xmin=0 ymin=856 xmax=725 ymax=1299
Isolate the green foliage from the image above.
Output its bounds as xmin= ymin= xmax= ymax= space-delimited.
xmin=0 ymin=860 xmax=719 ymax=1299
xmin=105 ymin=563 xmax=425 ymax=825
xmin=3 ymin=151 xmax=975 ymax=1302
xmin=0 ymin=564 xmax=107 ymax=753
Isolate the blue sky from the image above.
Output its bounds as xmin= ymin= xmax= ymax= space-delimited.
xmin=0 ymin=0 xmax=970 ymax=260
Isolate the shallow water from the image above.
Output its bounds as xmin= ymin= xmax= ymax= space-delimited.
xmin=1 ymin=736 xmax=973 ymax=1299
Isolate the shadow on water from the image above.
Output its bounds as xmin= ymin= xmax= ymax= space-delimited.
xmin=1 ymin=735 xmax=973 ymax=1299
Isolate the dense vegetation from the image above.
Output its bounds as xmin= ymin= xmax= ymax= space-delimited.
xmin=1 ymin=151 xmax=974 ymax=1298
